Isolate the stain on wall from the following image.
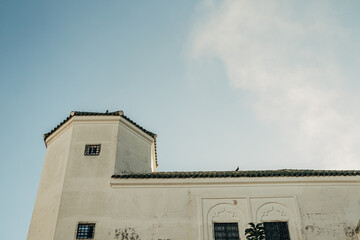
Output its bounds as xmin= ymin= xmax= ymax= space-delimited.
xmin=114 ymin=227 xmax=140 ymax=240
xmin=303 ymin=212 xmax=359 ymax=240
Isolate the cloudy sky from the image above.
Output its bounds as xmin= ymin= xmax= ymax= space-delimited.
xmin=1 ymin=0 xmax=360 ymax=239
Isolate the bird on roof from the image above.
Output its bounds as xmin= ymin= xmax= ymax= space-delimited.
xmin=235 ymin=166 xmax=239 ymax=171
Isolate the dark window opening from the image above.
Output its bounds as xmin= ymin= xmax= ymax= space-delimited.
xmin=84 ymin=144 xmax=101 ymax=156
xmin=263 ymin=222 xmax=290 ymax=240
xmin=214 ymin=222 xmax=240 ymax=240
xmin=76 ymin=223 xmax=95 ymax=239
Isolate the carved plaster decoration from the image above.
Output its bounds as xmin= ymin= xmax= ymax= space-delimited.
xmin=256 ymin=202 xmax=290 ymax=222
xmin=206 ymin=203 xmax=246 ymax=240
xmin=253 ymin=199 xmax=304 ymax=240
xmin=210 ymin=204 xmax=239 ymax=222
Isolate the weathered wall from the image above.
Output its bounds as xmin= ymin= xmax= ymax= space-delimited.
xmin=28 ymin=115 xmax=360 ymax=240
xmin=27 ymin=124 xmax=73 ymax=240
xmin=115 ymin=119 xmax=153 ymax=174
xmin=299 ymin=185 xmax=360 ymax=239
xmin=28 ymin=115 xmax=155 ymax=240
xmin=53 ymin=175 xmax=360 ymax=240
xmin=52 ymin=116 xmax=155 ymax=240
xmin=53 ymin=117 xmax=119 ymax=240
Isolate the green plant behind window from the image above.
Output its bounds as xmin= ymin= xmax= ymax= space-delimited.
xmin=245 ymin=222 xmax=265 ymax=240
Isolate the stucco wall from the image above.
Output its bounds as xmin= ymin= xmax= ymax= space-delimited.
xmin=115 ymin=120 xmax=153 ymax=174
xmin=52 ymin=117 xmax=154 ymax=240
xmin=299 ymin=185 xmax=360 ymax=239
xmin=51 ymin=176 xmax=360 ymax=240
xmin=27 ymin=125 xmax=73 ymax=240
xmin=28 ymin=115 xmax=360 ymax=240
xmin=53 ymin=119 xmax=120 ymax=240
xmin=28 ymin=115 xmax=155 ymax=240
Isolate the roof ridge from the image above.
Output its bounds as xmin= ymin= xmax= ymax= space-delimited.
xmin=43 ymin=110 xmax=158 ymax=166
xmin=70 ymin=110 xmax=124 ymax=116
xmin=112 ymin=169 xmax=360 ymax=179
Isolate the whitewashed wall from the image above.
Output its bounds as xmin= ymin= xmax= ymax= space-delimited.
xmin=28 ymin=115 xmax=156 ymax=240
xmin=107 ymin=177 xmax=360 ymax=240
xmin=28 ymin=115 xmax=360 ymax=240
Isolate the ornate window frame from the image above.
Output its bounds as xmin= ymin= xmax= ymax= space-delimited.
xmin=256 ymin=202 xmax=295 ymax=239
xmin=206 ymin=203 xmax=246 ymax=240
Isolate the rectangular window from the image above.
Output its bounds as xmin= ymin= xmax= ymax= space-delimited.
xmin=214 ymin=222 xmax=239 ymax=240
xmin=84 ymin=144 xmax=101 ymax=156
xmin=76 ymin=223 xmax=95 ymax=239
xmin=263 ymin=222 xmax=290 ymax=240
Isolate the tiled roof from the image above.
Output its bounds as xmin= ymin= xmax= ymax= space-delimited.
xmin=43 ymin=110 xmax=158 ymax=166
xmin=112 ymin=169 xmax=360 ymax=179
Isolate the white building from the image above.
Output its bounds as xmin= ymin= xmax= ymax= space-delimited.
xmin=28 ymin=111 xmax=360 ymax=240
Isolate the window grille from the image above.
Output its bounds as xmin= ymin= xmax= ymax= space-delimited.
xmin=76 ymin=223 xmax=95 ymax=239
xmin=263 ymin=222 xmax=290 ymax=240
xmin=84 ymin=144 xmax=101 ymax=156
xmin=214 ymin=222 xmax=240 ymax=240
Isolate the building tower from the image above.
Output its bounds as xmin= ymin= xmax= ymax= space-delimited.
xmin=27 ymin=111 xmax=157 ymax=240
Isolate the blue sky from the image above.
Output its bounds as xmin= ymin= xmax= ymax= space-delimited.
xmin=1 ymin=0 xmax=360 ymax=239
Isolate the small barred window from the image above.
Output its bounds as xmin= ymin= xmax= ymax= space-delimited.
xmin=263 ymin=222 xmax=290 ymax=240
xmin=214 ymin=222 xmax=239 ymax=240
xmin=84 ymin=144 xmax=101 ymax=156
xmin=76 ymin=223 xmax=95 ymax=239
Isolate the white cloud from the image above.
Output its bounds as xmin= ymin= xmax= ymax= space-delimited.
xmin=190 ymin=0 xmax=360 ymax=169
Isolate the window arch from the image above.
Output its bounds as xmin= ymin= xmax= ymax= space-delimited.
xmin=206 ymin=203 xmax=246 ymax=240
